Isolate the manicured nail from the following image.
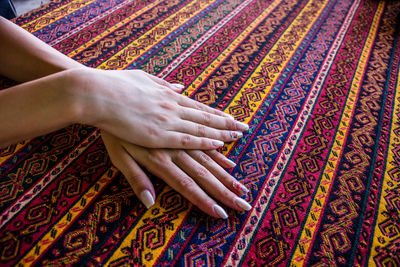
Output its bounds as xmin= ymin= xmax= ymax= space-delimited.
xmin=226 ymin=114 xmax=235 ymax=120
xmin=172 ymin=83 xmax=185 ymax=90
xmin=213 ymin=204 xmax=229 ymax=219
xmin=231 ymin=131 xmax=243 ymax=139
xmin=225 ymin=158 xmax=237 ymax=168
xmin=235 ymin=197 xmax=252 ymax=211
xmin=212 ymin=140 xmax=224 ymax=147
xmin=233 ymin=181 xmax=249 ymax=195
xmin=236 ymin=122 xmax=249 ymax=131
xmin=139 ymin=190 xmax=155 ymax=209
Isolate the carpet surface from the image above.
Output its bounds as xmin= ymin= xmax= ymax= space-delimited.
xmin=1 ymin=0 xmax=400 ymax=265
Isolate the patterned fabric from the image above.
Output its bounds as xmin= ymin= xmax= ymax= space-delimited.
xmin=0 ymin=0 xmax=399 ymax=265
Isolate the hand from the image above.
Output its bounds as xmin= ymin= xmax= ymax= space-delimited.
xmin=101 ymin=130 xmax=251 ymax=218
xmin=74 ymin=68 xmax=249 ymax=150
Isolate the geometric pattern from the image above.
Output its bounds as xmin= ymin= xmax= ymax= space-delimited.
xmin=1 ymin=0 xmax=400 ymax=265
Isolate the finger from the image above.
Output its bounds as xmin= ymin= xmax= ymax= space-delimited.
xmin=121 ymin=145 xmax=228 ymax=218
xmin=178 ymin=98 xmax=249 ymax=131
xmin=179 ymin=106 xmax=248 ymax=132
xmin=160 ymin=132 xmax=225 ymax=150
xmin=102 ymin=133 xmax=156 ymax=208
xmin=144 ymin=153 xmax=229 ymax=219
xmin=171 ymin=120 xmax=242 ymax=143
xmin=187 ymin=150 xmax=249 ymax=195
xmin=204 ymin=149 xmax=237 ymax=169
xmin=205 ymin=150 xmax=249 ymax=195
xmin=173 ymin=151 xmax=251 ymax=212
xmin=177 ymin=95 xmax=238 ymax=120
xmin=144 ymin=72 xmax=184 ymax=92
xmin=120 ymin=153 xmax=156 ymax=209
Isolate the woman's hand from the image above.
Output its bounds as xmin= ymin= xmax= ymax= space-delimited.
xmin=101 ymin=130 xmax=251 ymax=218
xmin=74 ymin=68 xmax=249 ymax=150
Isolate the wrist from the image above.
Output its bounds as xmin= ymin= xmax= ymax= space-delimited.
xmin=62 ymin=68 xmax=107 ymax=127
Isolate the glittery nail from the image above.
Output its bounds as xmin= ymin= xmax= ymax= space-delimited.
xmin=231 ymin=131 xmax=243 ymax=139
xmin=233 ymin=181 xmax=249 ymax=195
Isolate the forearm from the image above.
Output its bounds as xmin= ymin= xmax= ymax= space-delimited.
xmin=0 ymin=16 xmax=84 ymax=82
xmin=0 ymin=70 xmax=83 ymax=148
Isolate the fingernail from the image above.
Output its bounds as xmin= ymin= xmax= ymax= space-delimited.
xmin=235 ymin=197 xmax=252 ymax=211
xmin=231 ymin=131 xmax=243 ymax=139
xmin=225 ymin=158 xmax=236 ymax=168
xmin=237 ymin=122 xmax=249 ymax=131
xmin=139 ymin=190 xmax=155 ymax=209
xmin=226 ymin=114 xmax=235 ymax=120
xmin=212 ymin=140 xmax=224 ymax=147
xmin=172 ymin=83 xmax=185 ymax=90
xmin=233 ymin=181 xmax=249 ymax=195
xmin=213 ymin=204 xmax=229 ymax=219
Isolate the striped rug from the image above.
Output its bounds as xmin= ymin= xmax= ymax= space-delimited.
xmin=1 ymin=0 xmax=400 ymax=265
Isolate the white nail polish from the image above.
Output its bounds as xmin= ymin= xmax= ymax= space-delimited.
xmin=235 ymin=197 xmax=252 ymax=211
xmin=225 ymin=158 xmax=237 ymax=168
xmin=172 ymin=83 xmax=185 ymax=89
xmin=140 ymin=190 xmax=155 ymax=209
xmin=238 ymin=122 xmax=249 ymax=131
xmin=226 ymin=114 xmax=235 ymax=120
xmin=213 ymin=204 xmax=229 ymax=219
xmin=212 ymin=140 xmax=224 ymax=147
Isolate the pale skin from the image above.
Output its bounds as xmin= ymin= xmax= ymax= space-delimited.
xmin=0 ymin=16 xmax=251 ymax=218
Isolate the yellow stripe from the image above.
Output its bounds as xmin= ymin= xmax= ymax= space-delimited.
xmin=104 ymin=186 xmax=189 ymax=266
xmin=22 ymin=0 xmax=97 ymax=32
xmin=289 ymin=2 xmax=385 ymax=265
xmin=106 ymin=1 xmax=328 ymax=264
xmin=369 ymin=58 xmax=400 ymax=263
xmin=17 ymin=167 xmax=118 ymax=266
xmin=96 ymin=0 xmax=216 ymax=70
xmin=0 ymin=141 xmax=29 ymax=165
xmin=182 ymin=0 xmax=283 ymax=98
xmin=221 ymin=0 xmax=328 ymax=154
xmin=67 ymin=0 xmax=166 ymax=58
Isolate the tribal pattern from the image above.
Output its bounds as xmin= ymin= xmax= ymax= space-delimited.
xmin=1 ymin=0 xmax=400 ymax=266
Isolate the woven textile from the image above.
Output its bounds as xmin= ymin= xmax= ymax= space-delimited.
xmin=1 ymin=0 xmax=400 ymax=265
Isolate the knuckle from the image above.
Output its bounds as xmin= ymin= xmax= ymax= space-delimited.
xmin=202 ymin=112 xmax=212 ymax=124
xmin=198 ymin=152 xmax=212 ymax=164
xmin=171 ymin=150 xmax=186 ymax=160
xmin=125 ymin=172 xmax=143 ymax=188
xmin=195 ymin=101 xmax=206 ymax=111
xmin=159 ymin=101 xmax=176 ymax=111
xmin=222 ymin=130 xmax=231 ymax=140
xmin=148 ymin=150 xmax=169 ymax=165
xmin=178 ymin=175 xmax=195 ymax=189
xmin=196 ymin=125 xmax=206 ymax=137
xmin=194 ymin=166 xmax=209 ymax=180
xmin=226 ymin=118 xmax=236 ymax=129
xmin=147 ymin=127 xmax=160 ymax=138
xmin=156 ymin=114 xmax=169 ymax=123
xmin=145 ymin=129 xmax=160 ymax=147
xmin=180 ymin=135 xmax=192 ymax=146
